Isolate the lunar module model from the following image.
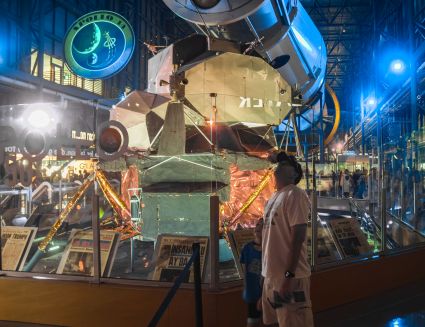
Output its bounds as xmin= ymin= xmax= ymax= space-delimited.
xmin=108 ymin=0 xmax=334 ymax=236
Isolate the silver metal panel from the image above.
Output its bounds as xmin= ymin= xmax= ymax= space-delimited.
xmin=147 ymin=46 xmax=174 ymax=96
xmin=163 ymin=0 xmax=264 ymax=25
xmin=259 ymin=2 xmax=327 ymax=101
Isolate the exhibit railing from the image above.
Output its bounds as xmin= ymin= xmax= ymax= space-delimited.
xmin=148 ymin=242 xmax=203 ymax=327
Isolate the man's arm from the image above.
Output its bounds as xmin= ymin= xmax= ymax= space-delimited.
xmin=287 ymin=223 xmax=307 ymax=274
xmin=278 ymin=223 xmax=307 ymax=298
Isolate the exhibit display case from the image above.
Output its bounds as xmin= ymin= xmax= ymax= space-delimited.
xmin=0 ymin=0 xmax=424 ymax=288
xmin=0 ymin=97 xmax=275 ymax=286
xmin=1 ymin=102 xmax=425 ymax=290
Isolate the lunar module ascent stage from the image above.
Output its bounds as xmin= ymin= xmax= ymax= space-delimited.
xmin=108 ymin=0 xmax=337 ymax=232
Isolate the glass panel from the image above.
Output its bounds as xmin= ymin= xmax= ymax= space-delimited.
xmin=218 ymin=161 xmax=274 ymax=283
xmin=106 ymin=188 xmax=212 ymax=282
xmin=28 ymin=162 xmax=94 ymax=276
xmin=28 ymin=50 xmax=103 ymax=96
xmin=0 ymin=103 xmax=96 ymax=277
xmin=313 ymin=196 xmax=378 ymax=263
xmin=310 ymin=214 xmax=344 ymax=265
xmin=0 ymin=98 xmax=218 ymax=284
xmin=30 ymin=49 xmax=38 ymax=76
xmin=99 ymin=105 xmax=216 ymax=283
xmin=0 ymin=187 xmax=35 ymax=272
xmin=298 ymin=161 xmax=338 ymax=197
xmin=307 ymin=158 xmax=381 ymax=266
xmin=43 ymin=53 xmax=51 ymax=80
xmin=335 ymin=154 xmax=372 ymax=199
xmin=383 ymin=127 xmax=425 ymax=251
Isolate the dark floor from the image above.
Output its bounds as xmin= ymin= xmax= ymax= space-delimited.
xmin=315 ymin=279 xmax=425 ymax=327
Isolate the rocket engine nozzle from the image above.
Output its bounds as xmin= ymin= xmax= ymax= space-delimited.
xmin=191 ymin=0 xmax=220 ymax=9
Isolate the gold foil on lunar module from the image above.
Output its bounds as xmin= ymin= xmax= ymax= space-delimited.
xmin=38 ymin=170 xmax=139 ymax=252
xmin=221 ymin=166 xmax=275 ymax=228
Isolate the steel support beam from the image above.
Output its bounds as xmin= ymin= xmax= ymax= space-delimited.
xmin=408 ymin=0 xmax=418 ymax=134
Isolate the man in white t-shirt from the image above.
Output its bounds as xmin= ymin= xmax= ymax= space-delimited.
xmin=261 ymin=153 xmax=313 ymax=326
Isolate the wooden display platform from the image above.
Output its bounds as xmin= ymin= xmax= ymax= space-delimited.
xmin=0 ymin=247 xmax=424 ymax=327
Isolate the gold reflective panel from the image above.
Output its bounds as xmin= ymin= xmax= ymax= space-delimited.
xmin=185 ymin=53 xmax=291 ymax=124
xmin=38 ymin=174 xmax=95 ymax=252
xmin=150 ymin=52 xmax=292 ymax=125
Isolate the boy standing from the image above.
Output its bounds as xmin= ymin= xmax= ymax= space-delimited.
xmin=240 ymin=220 xmax=263 ymax=327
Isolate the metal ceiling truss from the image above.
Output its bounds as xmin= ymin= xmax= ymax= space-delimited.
xmin=304 ymin=0 xmax=373 ymax=96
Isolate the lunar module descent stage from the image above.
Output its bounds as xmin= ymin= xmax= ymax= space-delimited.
xmin=106 ymin=0 xmax=337 ymax=234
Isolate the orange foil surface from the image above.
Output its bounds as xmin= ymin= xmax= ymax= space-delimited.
xmin=221 ymin=164 xmax=275 ymax=229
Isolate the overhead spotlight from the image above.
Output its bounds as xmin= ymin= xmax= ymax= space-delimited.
xmin=366 ymin=96 xmax=377 ymax=110
xmin=390 ymin=59 xmax=406 ymax=74
xmin=27 ymin=109 xmax=50 ymax=129
xmin=367 ymin=98 xmax=376 ymax=106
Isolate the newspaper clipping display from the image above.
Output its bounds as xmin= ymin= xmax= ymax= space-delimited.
xmin=152 ymin=235 xmax=209 ymax=283
xmin=1 ymin=226 xmax=37 ymax=271
xmin=329 ymin=218 xmax=371 ymax=257
xmin=307 ymin=225 xmax=341 ymax=264
xmin=57 ymin=229 xmax=120 ymax=277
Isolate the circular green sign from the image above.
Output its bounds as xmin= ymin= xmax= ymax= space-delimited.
xmin=64 ymin=11 xmax=135 ymax=79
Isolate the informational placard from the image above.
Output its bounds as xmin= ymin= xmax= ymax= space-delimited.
xmin=151 ymin=235 xmax=208 ymax=283
xmin=307 ymin=225 xmax=341 ymax=264
xmin=1 ymin=226 xmax=37 ymax=271
xmin=57 ymin=229 xmax=120 ymax=277
xmin=329 ymin=218 xmax=371 ymax=257
xmin=64 ymin=11 xmax=135 ymax=79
